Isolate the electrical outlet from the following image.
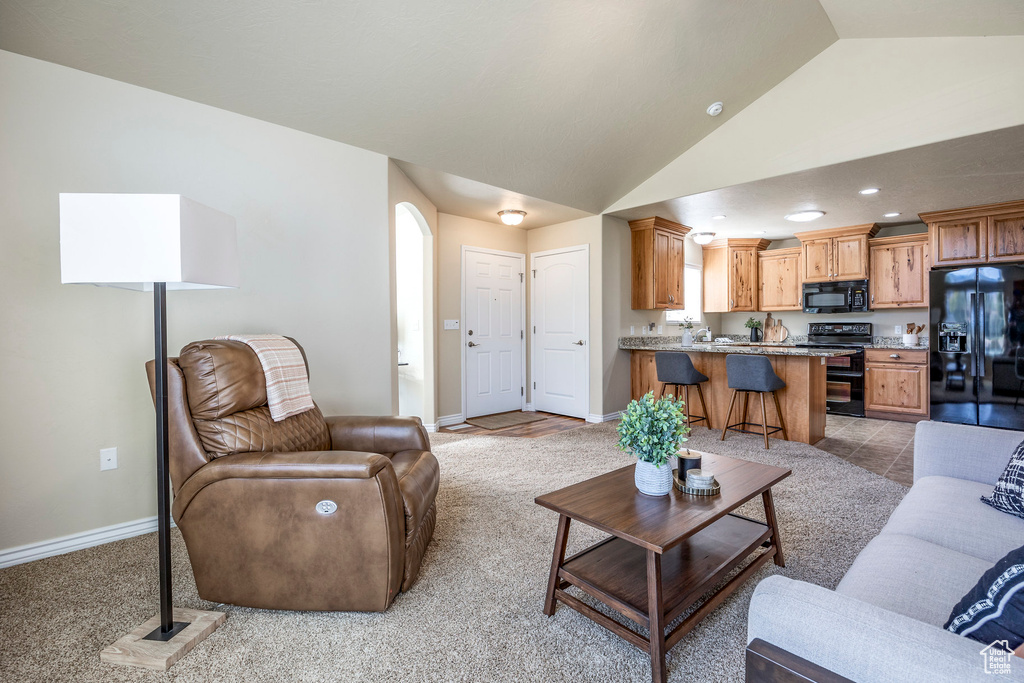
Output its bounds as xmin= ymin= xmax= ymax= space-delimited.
xmin=444 ymin=319 xmax=460 ymax=330
xmin=100 ymin=447 xmax=118 ymax=471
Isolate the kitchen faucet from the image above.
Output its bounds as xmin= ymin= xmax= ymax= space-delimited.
xmin=694 ymin=327 xmax=712 ymax=342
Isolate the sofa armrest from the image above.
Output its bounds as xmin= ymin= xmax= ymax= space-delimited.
xmin=914 ymin=420 xmax=1022 ymax=485
xmin=172 ymin=450 xmax=392 ymax=519
xmin=748 ymin=575 xmax=1009 ymax=682
xmin=325 ymin=415 xmax=429 ymax=454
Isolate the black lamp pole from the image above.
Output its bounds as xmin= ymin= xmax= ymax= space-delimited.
xmin=144 ymin=282 xmax=189 ymax=641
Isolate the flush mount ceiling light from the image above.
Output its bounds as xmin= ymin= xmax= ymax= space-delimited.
xmin=883 ymin=212 xmax=902 ymax=218
xmin=711 ymin=214 xmax=726 ymax=220
xmin=706 ymin=102 xmax=723 ymax=117
xmin=498 ymin=209 xmax=526 ymax=226
xmin=785 ymin=210 xmax=825 ymax=222
xmin=859 ymin=188 xmax=880 ymax=195
xmin=691 ymin=232 xmax=716 ymax=245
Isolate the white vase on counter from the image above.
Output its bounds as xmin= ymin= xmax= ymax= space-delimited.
xmin=681 ymin=328 xmax=693 ymax=347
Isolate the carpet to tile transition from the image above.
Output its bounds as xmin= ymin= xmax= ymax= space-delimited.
xmin=0 ymin=424 xmax=908 ymax=682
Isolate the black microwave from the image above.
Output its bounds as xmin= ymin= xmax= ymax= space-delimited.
xmin=802 ymin=280 xmax=869 ymax=314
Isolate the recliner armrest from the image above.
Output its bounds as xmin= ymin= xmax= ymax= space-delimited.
xmin=172 ymin=450 xmax=391 ymax=519
xmin=325 ymin=415 xmax=430 ymax=454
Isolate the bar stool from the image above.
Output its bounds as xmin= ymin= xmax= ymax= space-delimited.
xmin=720 ymin=354 xmax=788 ymax=449
xmin=655 ymin=352 xmax=711 ymax=429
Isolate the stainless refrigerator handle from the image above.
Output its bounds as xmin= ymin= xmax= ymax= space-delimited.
xmin=979 ymin=293 xmax=986 ymax=371
xmin=969 ymin=292 xmax=977 ymax=378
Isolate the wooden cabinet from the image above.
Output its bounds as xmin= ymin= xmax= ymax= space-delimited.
xmin=921 ymin=199 xmax=1024 ymax=267
xmin=796 ymin=224 xmax=879 ymax=283
xmin=865 ymin=348 xmax=929 ymax=421
xmin=758 ymin=248 xmax=802 ymax=311
xmin=629 ymin=216 xmax=690 ymax=310
xmin=702 ymin=238 xmax=769 ymax=313
xmin=869 ymin=234 xmax=929 ymax=308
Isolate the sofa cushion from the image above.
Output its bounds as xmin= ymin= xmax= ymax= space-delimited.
xmin=179 ymin=340 xmax=268 ymax=420
xmin=983 ymin=439 xmax=1024 ymax=520
xmin=193 ymin=404 xmax=331 ymax=458
xmin=880 ymin=476 xmax=1024 ymax=563
xmin=945 ymin=544 xmax=1024 ymax=648
xmin=836 ymin=533 xmax=990 ymax=627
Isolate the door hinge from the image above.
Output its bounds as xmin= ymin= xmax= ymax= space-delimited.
xmin=533 ymin=325 xmax=536 ymax=333
xmin=519 ymin=273 xmax=523 ymax=283
xmin=521 ymin=387 xmax=524 ymax=396
xmin=533 ymin=381 xmax=536 ymax=389
xmin=532 ymin=269 xmax=536 ymax=278
xmin=521 ymin=330 xmax=524 ymax=339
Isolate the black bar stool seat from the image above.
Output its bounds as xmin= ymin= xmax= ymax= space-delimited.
xmin=720 ymin=354 xmax=789 ymax=449
xmin=655 ymin=352 xmax=712 ymax=429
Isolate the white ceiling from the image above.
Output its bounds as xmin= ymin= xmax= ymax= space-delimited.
xmin=608 ymin=125 xmax=1024 ymax=241
xmin=1 ymin=2 xmax=1022 ymax=223
xmin=0 ymin=0 xmax=837 ymax=213
xmin=394 ymin=160 xmax=591 ymax=229
xmin=819 ymin=0 xmax=1024 ymax=38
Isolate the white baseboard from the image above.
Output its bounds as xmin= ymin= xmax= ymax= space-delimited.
xmin=0 ymin=515 xmax=172 ymax=569
xmin=586 ymin=411 xmax=622 ymax=424
xmin=436 ymin=413 xmax=466 ymax=428
xmin=524 ymin=403 xmax=535 ymax=412
xmin=423 ymin=422 xmax=438 ymax=433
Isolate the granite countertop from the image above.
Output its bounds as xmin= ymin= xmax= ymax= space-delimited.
xmin=864 ymin=343 xmax=930 ymax=351
xmin=618 ymin=334 xmax=929 ymax=353
xmin=619 ymin=341 xmax=856 ymax=357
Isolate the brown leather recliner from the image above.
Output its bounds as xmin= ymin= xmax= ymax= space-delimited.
xmin=145 ymin=338 xmax=439 ymax=612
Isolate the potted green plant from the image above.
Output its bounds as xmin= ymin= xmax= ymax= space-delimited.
xmin=745 ymin=316 xmax=763 ymax=342
xmin=616 ymin=391 xmax=691 ymax=496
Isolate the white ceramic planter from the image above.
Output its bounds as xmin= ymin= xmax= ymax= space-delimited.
xmin=635 ymin=460 xmax=673 ymax=496
xmin=681 ymin=329 xmax=693 ymax=347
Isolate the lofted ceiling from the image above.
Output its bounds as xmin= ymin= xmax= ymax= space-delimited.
xmin=1 ymin=2 xmax=1022 ymax=224
xmin=0 ymin=0 xmax=836 ymax=214
xmin=608 ymin=125 xmax=1024 ymax=241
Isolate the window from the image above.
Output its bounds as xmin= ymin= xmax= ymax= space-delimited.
xmin=665 ymin=264 xmax=702 ymax=324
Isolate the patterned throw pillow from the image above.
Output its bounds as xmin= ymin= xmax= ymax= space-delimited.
xmin=945 ymin=545 xmax=1024 ymax=648
xmin=982 ymin=439 xmax=1024 ymax=520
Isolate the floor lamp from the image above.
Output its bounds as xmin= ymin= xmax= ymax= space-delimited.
xmin=59 ymin=193 xmax=239 ymax=670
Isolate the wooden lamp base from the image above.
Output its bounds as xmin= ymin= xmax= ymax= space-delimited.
xmin=100 ymin=607 xmax=225 ymax=671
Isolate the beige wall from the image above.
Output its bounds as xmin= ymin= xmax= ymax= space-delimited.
xmin=611 ymin=36 xmax=1024 ymax=212
xmin=0 ymin=51 xmax=392 ymax=552
xmin=436 ymin=213 xmax=527 ymax=420
xmin=388 ymin=161 xmax=439 ymax=425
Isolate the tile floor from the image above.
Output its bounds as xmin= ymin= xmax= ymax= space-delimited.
xmin=817 ymin=415 xmax=916 ymax=486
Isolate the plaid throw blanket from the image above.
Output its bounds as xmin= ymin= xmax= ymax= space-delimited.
xmin=217 ymin=334 xmax=314 ymax=422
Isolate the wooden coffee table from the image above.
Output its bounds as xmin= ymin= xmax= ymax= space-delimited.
xmin=535 ymin=453 xmax=790 ymax=683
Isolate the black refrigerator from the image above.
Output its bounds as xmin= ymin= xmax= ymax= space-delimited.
xmin=930 ymin=265 xmax=1024 ymax=430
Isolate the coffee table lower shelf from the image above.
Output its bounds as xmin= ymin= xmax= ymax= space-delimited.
xmin=552 ymin=515 xmax=775 ymax=654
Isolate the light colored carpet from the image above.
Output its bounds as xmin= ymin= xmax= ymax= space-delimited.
xmin=465 ymin=411 xmax=547 ymax=430
xmin=0 ymin=424 xmax=908 ymax=682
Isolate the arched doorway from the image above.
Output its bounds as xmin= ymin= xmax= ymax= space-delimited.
xmin=395 ymin=203 xmax=433 ymax=420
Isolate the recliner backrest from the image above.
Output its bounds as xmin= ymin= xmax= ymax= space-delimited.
xmin=176 ymin=339 xmax=330 ymax=458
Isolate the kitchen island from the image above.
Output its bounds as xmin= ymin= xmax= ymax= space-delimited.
xmin=622 ymin=341 xmax=856 ymax=445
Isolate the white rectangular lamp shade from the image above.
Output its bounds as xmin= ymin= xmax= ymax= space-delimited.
xmin=60 ymin=193 xmax=239 ymax=290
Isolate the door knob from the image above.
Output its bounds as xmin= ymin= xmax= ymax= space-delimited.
xmin=467 ymin=341 xmax=480 ymax=347
xmin=573 ymin=340 xmax=586 ymax=346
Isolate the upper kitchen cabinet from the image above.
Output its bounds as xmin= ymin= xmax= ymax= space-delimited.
xmin=703 ymin=238 xmax=770 ymax=313
xmin=796 ymin=224 xmax=879 ymax=283
xmin=921 ymin=199 xmax=1024 ymax=267
xmin=869 ymin=234 xmax=929 ymax=308
xmin=758 ymin=247 xmax=802 ymax=311
xmin=629 ymin=216 xmax=690 ymax=310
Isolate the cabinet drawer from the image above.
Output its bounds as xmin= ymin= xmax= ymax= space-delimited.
xmin=865 ymin=349 xmax=927 ymax=365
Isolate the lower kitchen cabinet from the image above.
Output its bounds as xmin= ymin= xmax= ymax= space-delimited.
xmin=865 ymin=348 xmax=929 ymax=421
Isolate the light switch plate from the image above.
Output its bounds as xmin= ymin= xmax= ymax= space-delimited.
xmin=100 ymin=447 xmax=118 ymax=471
xmin=444 ymin=320 xmax=460 ymax=330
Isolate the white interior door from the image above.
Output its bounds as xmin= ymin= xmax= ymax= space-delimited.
xmin=532 ymin=246 xmax=589 ymax=419
xmin=463 ymin=248 xmax=525 ymax=418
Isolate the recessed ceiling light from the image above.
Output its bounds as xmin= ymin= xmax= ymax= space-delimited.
xmin=691 ymin=232 xmax=716 ymax=245
xmin=883 ymin=212 xmax=901 ymax=218
xmin=785 ymin=210 xmax=825 ymax=222
xmin=711 ymin=215 xmax=726 ymax=220
xmin=859 ymin=188 xmax=880 ymax=195
xmin=498 ymin=209 xmax=526 ymax=226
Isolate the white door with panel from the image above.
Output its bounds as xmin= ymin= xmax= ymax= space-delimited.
xmin=463 ymin=249 xmax=525 ymax=418
xmin=532 ymin=247 xmax=589 ymax=419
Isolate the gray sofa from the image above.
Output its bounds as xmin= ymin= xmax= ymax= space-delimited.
xmin=747 ymin=420 xmax=1024 ymax=682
